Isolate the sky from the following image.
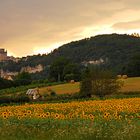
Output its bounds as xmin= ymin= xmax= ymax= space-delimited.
xmin=0 ymin=0 xmax=140 ymax=57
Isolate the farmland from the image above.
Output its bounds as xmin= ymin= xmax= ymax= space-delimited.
xmin=39 ymin=77 xmax=140 ymax=95
xmin=0 ymin=77 xmax=139 ymax=97
xmin=0 ymin=77 xmax=140 ymax=140
xmin=121 ymin=77 xmax=140 ymax=92
xmin=1 ymin=98 xmax=140 ymax=139
xmin=0 ymin=98 xmax=140 ymax=139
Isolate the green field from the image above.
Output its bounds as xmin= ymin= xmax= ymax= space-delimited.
xmin=1 ymin=78 xmax=140 ymax=140
xmin=39 ymin=77 xmax=140 ymax=95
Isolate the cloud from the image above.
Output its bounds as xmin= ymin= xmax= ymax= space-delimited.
xmin=0 ymin=0 xmax=140 ymax=56
xmin=112 ymin=20 xmax=140 ymax=30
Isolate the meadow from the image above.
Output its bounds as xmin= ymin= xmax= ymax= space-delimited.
xmin=121 ymin=77 xmax=140 ymax=92
xmin=39 ymin=77 xmax=140 ymax=95
xmin=0 ymin=77 xmax=139 ymax=97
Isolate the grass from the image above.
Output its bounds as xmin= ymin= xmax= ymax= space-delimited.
xmin=39 ymin=82 xmax=80 ymax=95
xmin=39 ymin=77 xmax=140 ymax=95
xmin=0 ymin=77 xmax=140 ymax=105
xmin=1 ymin=119 xmax=140 ymax=140
xmin=121 ymin=77 xmax=140 ymax=92
xmin=0 ymin=82 xmax=65 ymax=96
xmin=0 ymin=77 xmax=139 ymax=97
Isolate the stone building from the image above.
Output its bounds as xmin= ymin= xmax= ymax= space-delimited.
xmin=0 ymin=48 xmax=20 ymax=62
xmin=0 ymin=49 xmax=8 ymax=61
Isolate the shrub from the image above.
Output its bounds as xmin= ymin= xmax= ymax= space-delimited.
xmin=50 ymin=91 xmax=56 ymax=96
xmin=0 ymin=93 xmax=30 ymax=105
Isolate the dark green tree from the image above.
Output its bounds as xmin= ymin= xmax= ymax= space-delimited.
xmin=63 ymin=63 xmax=81 ymax=81
xmin=80 ymin=67 xmax=122 ymax=98
xmin=14 ymin=72 xmax=32 ymax=86
xmin=0 ymin=78 xmax=13 ymax=89
xmin=49 ymin=57 xmax=70 ymax=82
xmin=80 ymin=68 xmax=92 ymax=98
xmin=123 ymin=53 xmax=140 ymax=77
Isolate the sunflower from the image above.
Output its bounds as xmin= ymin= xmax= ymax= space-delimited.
xmin=54 ymin=113 xmax=60 ymax=119
xmin=46 ymin=112 xmax=50 ymax=117
xmin=27 ymin=110 xmax=32 ymax=114
xmin=88 ymin=114 xmax=95 ymax=121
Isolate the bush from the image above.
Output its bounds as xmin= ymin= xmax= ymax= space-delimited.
xmin=14 ymin=72 xmax=32 ymax=86
xmin=50 ymin=91 xmax=56 ymax=96
xmin=0 ymin=78 xmax=14 ymax=90
xmin=0 ymin=94 xmax=30 ymax=105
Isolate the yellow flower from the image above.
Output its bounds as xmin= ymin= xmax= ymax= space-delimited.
xmin=88 ymin=114 xmax=95 ymax=121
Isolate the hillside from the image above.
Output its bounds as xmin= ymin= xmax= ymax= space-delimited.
xmin=1 ymin=33 xmax=140 ymax=74
xmin=47 ymin=34 xmax=140 ymax=72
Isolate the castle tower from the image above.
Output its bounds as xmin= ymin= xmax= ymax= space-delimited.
xmin=0 ymin=49 xmax=8 ymax=61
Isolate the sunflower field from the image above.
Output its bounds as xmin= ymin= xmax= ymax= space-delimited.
xmin=1 ymin=98 xmax=140 ymax=140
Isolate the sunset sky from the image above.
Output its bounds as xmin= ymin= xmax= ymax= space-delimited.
xmin=0 ymin=0 xmax=140 ymax=57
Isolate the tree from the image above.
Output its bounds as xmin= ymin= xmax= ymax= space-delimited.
xmin=0 ymin=78 xmax=14 ymax=89
xmin=63 ymin=63 xmax=81 ymax=81
xmin=80 ymin=68 xmax=92 ymax=98
xmin=64 ymin=74 xmax=75 ymax=82
xmin=80 ymin=67 xmax=122 ymax=98
xmin=49 ymin=57 xmax=70 ymax=82
xmin=49 ymin=58 xmax=82 ymax=82
xmin=14 ymin=72 xmax=32 ymax=86
xmin=123 ymin=53 xmax=140 ymax=77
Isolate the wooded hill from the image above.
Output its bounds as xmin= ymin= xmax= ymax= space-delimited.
xmin=1 ymin=33 xmax=140 ymax=76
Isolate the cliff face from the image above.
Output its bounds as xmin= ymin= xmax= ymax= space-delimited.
xmin=20 ymin=64 xmax=43 ymax=73
xmin=0 ymin=69 xmax=18 ymax=80
xmin=0 ymin=64 xmax=44 ymax=80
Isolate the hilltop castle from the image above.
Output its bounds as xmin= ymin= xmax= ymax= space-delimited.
xmin=0 ymin=48 xmax=44 ymax=80
xmin=0 ymin=49 xmax=8 ymax=61
xmin=0 ymin=48 xmax=18 ymax=62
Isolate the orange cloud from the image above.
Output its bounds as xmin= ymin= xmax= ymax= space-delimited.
xmin=0 ymin=0 xmax=140 ymax=57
